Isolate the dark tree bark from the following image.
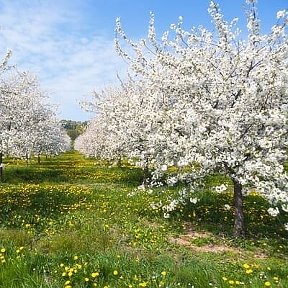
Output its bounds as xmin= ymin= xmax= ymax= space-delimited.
xmin=232 ymin=178 xmax=245 ymax=237
xmin=142 ymin=157 xmax=150 ymax=186
xmin=0 ymin=152 xmax=3 ymax=182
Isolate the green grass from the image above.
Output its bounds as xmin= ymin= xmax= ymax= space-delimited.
xmin=0 ymin=151 xmax=287 ymax=287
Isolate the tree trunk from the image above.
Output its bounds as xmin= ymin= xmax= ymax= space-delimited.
xmin=142 ymin=157 xmax=150 ymax=187
xmin=232 ymin=178 xmax=245 ymax=237
xmin=116 ymin=157 xmax=122 ymax=167
xmin=26 ymin=153 xmax=29 ymax=166
xmin=37 ymin=154 xmax=41 ymax=164
xmin=0 ymin=152 xmax=3 ymax=182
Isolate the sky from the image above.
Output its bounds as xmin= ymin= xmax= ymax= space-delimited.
xmin=0 ymin=0 xmax=286 ymax=121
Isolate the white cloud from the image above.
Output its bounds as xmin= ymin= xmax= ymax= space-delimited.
xmin=0 ymin=0 xmax=126 ymax=120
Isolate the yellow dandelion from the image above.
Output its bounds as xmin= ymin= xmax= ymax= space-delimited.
xmin=243 ymin=263 xmax=250 ymax=269
xmin=91 ymin=272 xmax=99 ymax=278
xmin=161 ymin=271 xmax=167 ymax=276
xmin=113 ymin=270 xmax=118 ymax=276
xmin=84 ymin=277 xmax=89 ymax=282
xmin=0 ymin=248 xmax=5 ymax=253
xmin=246 ymin=269 xmax=253 ymax=274
xmin=264 ymin=281 xmax=271 ymax=287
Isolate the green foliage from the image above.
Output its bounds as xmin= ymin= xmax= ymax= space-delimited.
xmin=0 ymin=152 xmax=287 ymax=287
xmin=61 ymin=120 xmax=87 ymax=141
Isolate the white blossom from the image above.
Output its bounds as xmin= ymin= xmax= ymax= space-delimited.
xmin=267 ymin=207 xmax=280 ymax=217
xmin=189 ymin=197 xmax=199 ymax=204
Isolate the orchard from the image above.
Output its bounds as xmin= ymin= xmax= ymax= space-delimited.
xmin=0 ymin=1 xmax=288 ymax=287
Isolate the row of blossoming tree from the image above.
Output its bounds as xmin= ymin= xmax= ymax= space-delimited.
xmin=0 ymin=52 xmax=71 ymax=165
xmin=75 ymin=0 xmax=288 ymax=237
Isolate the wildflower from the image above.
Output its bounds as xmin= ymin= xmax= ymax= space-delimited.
xmin=0 ymin=248 xmax=5 ymax=253
xmin=246 ymin=269 xmax=253 ymax=274
xmin=243 ymin=263 xmax=250 ymax=269
xmin=84 ymin=277 xmax=89 ymax=282
xmin=113 ymin=270 xmax=118 ymax=276
xmin=264 ymin=281 xmax=271 ymax=287
xmin=161 ymin=271 xmax=167 ymax=276
xmin=92 ymin=272 xmax=99 ymax=278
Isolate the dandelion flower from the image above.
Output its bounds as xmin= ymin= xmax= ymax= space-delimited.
xmin=246 ymin=269 xmax=253 ymax=274
xmin=92 ymin=272 xmax=99 ymax=278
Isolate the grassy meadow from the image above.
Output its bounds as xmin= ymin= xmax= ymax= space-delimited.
xmin=0 ymin=151 xmax=287 ymax=288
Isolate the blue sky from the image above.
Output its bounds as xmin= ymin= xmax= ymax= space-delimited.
xmin=0 ymin=0 xmax=286 ymax=121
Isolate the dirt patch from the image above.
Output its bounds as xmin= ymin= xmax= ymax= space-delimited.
xmin=168 ymin=223 xmax=266 ymax=257
xmin=169 ymin=235 xmax=241 ymax=253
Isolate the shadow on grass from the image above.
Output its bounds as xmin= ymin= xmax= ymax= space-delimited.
xmin=2 ymin=162 xmax=144 ymax=186
xmin=0 ymin=185 xmax=91 ymax=234
xmin=164 ymin=190 xmax=288 ymax=244
xmin=3 ymin=167 xmax=69 ymax=183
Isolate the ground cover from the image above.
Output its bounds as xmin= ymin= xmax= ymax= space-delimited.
xmin=0 ymin=151 xmax=287 ymax=287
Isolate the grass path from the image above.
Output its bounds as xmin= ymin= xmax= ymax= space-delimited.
xmin=0 ymin=151 xmax=287 ymax=288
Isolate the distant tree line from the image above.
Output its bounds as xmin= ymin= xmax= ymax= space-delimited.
xmin=61 ymin=120 xmax=87 ymax=141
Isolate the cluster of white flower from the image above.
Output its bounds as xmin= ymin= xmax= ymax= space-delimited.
xmin=267 ymin=207 xmax=280 ymax=217
xmin=76 ymin=1 xmax=288 ymax=235
xmin=215 ymin=184 xmax=228 ymax=193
